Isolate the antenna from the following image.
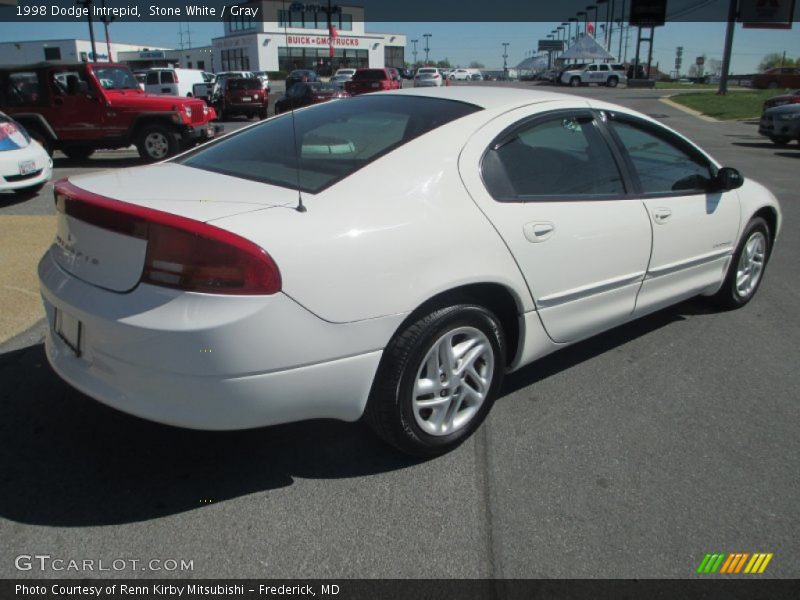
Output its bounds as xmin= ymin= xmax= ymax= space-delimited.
xmin=284 ymin=0 xmax=306 ymax=212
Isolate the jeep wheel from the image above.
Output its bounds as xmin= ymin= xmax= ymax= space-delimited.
xmin=136 ymin=124 xmax=179 ymax=162
xmin=607 ymin=76 xmax=619 ymax=88
xmin=61 ymin=145 xmax=95 ymax=161
xmin=570 ymin=77 xmax=581 ymax=87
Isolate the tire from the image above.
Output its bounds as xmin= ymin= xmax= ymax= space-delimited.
xmin=570 ymin=77 xmax=581 ymax=87
xmin=710 ymin=217 xmax=771 ymax=310
xmin=135 ymin=124 xmax=179 ymax=162
xmin=61 ymin=145 xmax=95 ymax=160
xmin=13 ymin=181 xmax=46 ymax=197
xmin=364 ymin=303 xmax=506 ymax=458
xmin=769 ymin=136 xmax=791 ymax=146
xmin=26 ymin=126 xmax=53 ymax=157
xmin=607 ymin=76 xmax=619 ymax=88
xmin=258 ymin=107 xmax=268 ymax=120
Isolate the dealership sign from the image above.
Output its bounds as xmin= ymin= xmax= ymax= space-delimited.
xmin=285 ymin=35 xmax=364 ymax=48
xmin=740 ymin=0 xmax=796 ymax=28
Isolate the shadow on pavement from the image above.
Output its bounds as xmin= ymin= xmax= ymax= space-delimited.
xmin=0 ymin=190 xmax=42 ymax=207
xmin=0 ymin=297 xmax=717 ymax=527
xmin=775 ymin=151 xmax=800 ymax=158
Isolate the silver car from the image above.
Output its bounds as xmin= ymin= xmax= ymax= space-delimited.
xmin=414 ymin=68 xmax=444 ymax=87
xmin=759 ymin=103 xmax=800 ymax=145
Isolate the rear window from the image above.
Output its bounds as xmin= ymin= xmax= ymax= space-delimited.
xmin=177 ymin=95 xmax=481 ymax=194
xmin=228 ymin=78 xmax=262 ymax=90
xmin=353 ymin=70 xmax=388 ymax=81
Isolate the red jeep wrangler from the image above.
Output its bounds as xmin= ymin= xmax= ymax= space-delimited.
xmin=0 ymin=62 xmax=220 ymax=162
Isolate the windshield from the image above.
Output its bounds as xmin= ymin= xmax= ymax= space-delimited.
xmin=228 ymin=78 xmax=262 ymax=90
xmin=92 ymin=66 xmax=139 ymax=90
xmin=353 ymin=70 xmax=388 ymax=81
xmin=177 ymin=95 xmax=481 ymax=194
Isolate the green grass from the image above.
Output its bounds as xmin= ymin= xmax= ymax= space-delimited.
xmin=655 ymin=81 xmax=718 ymax=90
xmin=669 ymin=89 xmax=785 ymax=120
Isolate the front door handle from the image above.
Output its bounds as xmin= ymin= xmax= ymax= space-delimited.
xmin=523 ymin=221 xmax=555 ymax=243
xmin=653 ymin=208 xmax=672 ymax=224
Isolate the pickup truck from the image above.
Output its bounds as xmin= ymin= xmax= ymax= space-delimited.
xmin=0 ymin=62 xmax=220 ymax=162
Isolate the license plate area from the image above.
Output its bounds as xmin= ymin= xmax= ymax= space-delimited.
xmin=241 ymin=96 xmax=251 ymax=101
xmin=18 ymin=159 xmax=36 ymax=175
xmin=55 ymin=308 xmax=83 ymax=357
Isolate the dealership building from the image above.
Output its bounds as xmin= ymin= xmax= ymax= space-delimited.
xmin=0 ymin=39 xmax=171 ymax=66
xmin=211 ymin=0 xmax=406 ymax=74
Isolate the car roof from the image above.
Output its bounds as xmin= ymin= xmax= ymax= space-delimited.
xmin=385 ymin=86 xmax=580 ymax=110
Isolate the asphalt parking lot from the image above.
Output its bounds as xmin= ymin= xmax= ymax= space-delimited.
xmin=1 ymin=82 xmax=798 ymax=579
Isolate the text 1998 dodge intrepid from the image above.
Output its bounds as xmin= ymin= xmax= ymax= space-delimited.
xmin=39 ymin=88 xmax=781 ymax=456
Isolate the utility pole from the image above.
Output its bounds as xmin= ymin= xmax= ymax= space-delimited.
xmin=99 ymin=0 xmax=113 ymax=61
xmin=423 ymin=33 xmax=432 ymax=64
xmin=411 ymin=39 xmax=418 ymax=66
xmin=502 ymin=42 xmax=509 ymax=78
xmin=75 ymin=0 xmax=97 ymax=62
xmin=717 ymin=0 xmax=738 ymax=95
xmin=617 ymin=0 xmax=626 ymax=60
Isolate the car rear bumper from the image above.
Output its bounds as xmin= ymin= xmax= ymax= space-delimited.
xmin=39 ymin=250 xmax=389 ymax=430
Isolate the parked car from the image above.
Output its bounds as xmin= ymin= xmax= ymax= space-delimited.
xmin=758 ymin=103 xmax=800 ymax=145
xmin=252 ymin=71 xmax=271 ymax=92
xmin=470 ymin=72 xmax=484 ymax=81
xmin=215 ymin=77 xmax=268 ymax=120
xmin=285 ymin=70 xmax=319 ymax=92
xmin=449 ymin=68 xmax=474 ymax=81
xmin=398 ymin=68 xmax=415 ymax=79
xmin=143 ymin=68 xmax=206 ymax=97
xmin=414 ymin=67 xmax=443 ymax=87
xmin=0 ymin=111 xmax=52 ymax=196
xmin=385 ymin=67 xmax=403 ymax=89
xmin=763 ymin=89 xmax=800 ymax=110
xmin=344 ymin=68 xmax=397 ymax=95
xmin=329 ymin=74 xmax=351 ymax=90
xmin=334 ymin=68 xmax=357 ymax=80
xmin=561 ymin=63 xmax=626 ymax=87
xmin=40 ymin=88 xmax=780 ymax=457
xmin=133 ymin=71 xmax=147 ymax=90
xmin=0 ymin=62 xmax=219 ymax=162
xmin=752 ymin=67 xmax=800 ymax=90
xmin=274 ymin=82 xmax=349 ymax=114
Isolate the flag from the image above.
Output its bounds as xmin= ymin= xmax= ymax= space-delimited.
xmin=587 ymin=22 xmax=595 ymax=35
xmin=329 ymin=24 xmax=338 ymax=57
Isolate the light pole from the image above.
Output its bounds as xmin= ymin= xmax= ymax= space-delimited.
xmin=99 ymin=0 xmax=113 ymax=61
xmin=502 ymin=42 xmax=509 ymax=78
xmin=568 ymin=17 xmax=578 ymax=45
xmin=617 ymin=0 xmax=626 ymax=60
xmin=411 ymin=38 xmax=418 ymax=66
xmin=577 ymin=12 xmax=586 ymax=37
xmin=75 ymin=0 xmax=97 ymax=62
xmin=423 ymin=33 xmax=432 ymax=65
xmin=597 ymin=0 xmax=609 ymax=47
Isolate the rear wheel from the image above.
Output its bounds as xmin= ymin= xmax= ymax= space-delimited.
xmin=607 ymin=76 xmax=619 ymax=88
xmin=365 ymin=303 xmax=505 ymax=457
xmin=136 ymin=124 xmax=179 ymax=162
xmin=570 ymin=77 xmax=581 ymax=87
xmin=258 ymin=107 xmax=268 ymax=120
xmin=710 ymin=217 xmax=771 ymax=310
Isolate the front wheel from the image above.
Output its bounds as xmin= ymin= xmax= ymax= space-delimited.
xmin=607 ymin=76 xmax=619 ymax=87
xmin=365 ymin=304 xmax=505 ymax=457
xmin=136 ymin=124 xmax=179 ymax=162
xmin=710 ymin=217 xmax=771 ymax=310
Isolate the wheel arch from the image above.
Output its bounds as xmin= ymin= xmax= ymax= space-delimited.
xmin=128 ymin=113 xmax=180 ymax=142
xmin=388 ymin=282 xmax=524 ymax=370
xmin=751 ymin=205 xmax=779 ymax=259
xmin=13 ymin=113 xmax=57 ymax=140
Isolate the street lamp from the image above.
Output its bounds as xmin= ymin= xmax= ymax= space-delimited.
xmin=568 ymin=17 xmax=578 ymax=44
xmin=411 ymin=38 xmax=418 ymax=66
xmin=597 ymin=0 xmax=609 ymax=47
xmin=423 ymin=33 xmax=432 ymax=65
xmin=502 ymin=41 xmax=509 ymax=78
xmin=75 ymin=0 xmax=97 ymax=62
xmin=99 ymin=0 xmax=114 ymax=61
xmin=577 ymin=12 xmax=586 ymax=37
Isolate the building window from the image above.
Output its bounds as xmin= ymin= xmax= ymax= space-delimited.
xmin=221 ymin=48 xmax=251 ymax=71
xmin=278 ymin=9 xmax=354 ymax=31
xmin=278 ymin=47 xmax=367 ymax=75
xmin=44 ymin=47 xmax=61 ymax=61
xmin=385 ymin=46 xmax=404 ymax=68
xmin=228 ymin=5 xmax=255 ymax=32
xmin=197 ymin=60 xmax=205 ymax=70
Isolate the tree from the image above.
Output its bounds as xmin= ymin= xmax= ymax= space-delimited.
xmin=707 ymin=58 xmax=723 ymax=76
xmin=436 ymin=58 xmax=451 ymax=68
xmin=468 ymin=61 xmax=485 ymax=69
xmin=758 ymin=53 xmax=796 ymax=72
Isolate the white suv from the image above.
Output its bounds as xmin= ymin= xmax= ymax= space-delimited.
xmin=561 ymin=63 xmax=626 ymax=87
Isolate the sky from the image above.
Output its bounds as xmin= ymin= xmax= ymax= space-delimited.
xmin=1 ymin=20 xmax=798 ymax=74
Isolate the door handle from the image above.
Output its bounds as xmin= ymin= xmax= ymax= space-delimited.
xmin=523 ymin=221 xmax=555 ymax=243
xmin=653 ymin=208 xmax=672 ymax=224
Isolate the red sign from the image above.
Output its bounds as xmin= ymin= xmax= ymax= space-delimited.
xmin=286 ymin=35 xmax=361 ymax=48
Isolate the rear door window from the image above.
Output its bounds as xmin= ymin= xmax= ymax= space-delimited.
xmin=161 ymin=71 xmax=176 ymax=84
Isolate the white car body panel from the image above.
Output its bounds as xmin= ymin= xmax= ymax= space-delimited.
xmin=0 ymin=137 xmax=52 ymax=192
xmin=143 ymin=68 xmax=206 ymax=97
xmin=38 ymin=87 xmax=782 ymax=431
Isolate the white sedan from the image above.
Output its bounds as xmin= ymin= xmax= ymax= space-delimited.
xmin=0 ymin=112 xmax=52 ymax=196
xmin=39 ymin=88 xmax=781 ymax=457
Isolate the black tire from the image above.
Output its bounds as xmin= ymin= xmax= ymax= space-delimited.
xmin=13 ymin=181 xmax=46 ymax=197
xmin=364 ymin=303 xmax=506 ymax=458
xmin=135 ymin=123 xmax=179 ymax=162
xmin=607 ymin=76 xmax=619 ymax=88
xmin=769 ymin=136 xmax=791 ymax=146
xmin=710 ymin=217 xmax=771 ymax=310
xmin=258 ymin=107 xmax=268 ymax=120
xmin=61 ymin=145 xmax=95 ymax=160
xmin=570 ymin=77 xmax=581 ymax=87
xmin=26 ymin=126 xmax=53 ymax=157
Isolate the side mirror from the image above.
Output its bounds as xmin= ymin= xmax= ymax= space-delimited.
xmin=716 ymin=167 xmax=744 ymax=191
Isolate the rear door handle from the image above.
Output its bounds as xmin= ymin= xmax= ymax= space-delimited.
xmin=653 ymin=208 xmax=672 ymax=224
xmin=523 ymin=221 xmax=555 ymax=243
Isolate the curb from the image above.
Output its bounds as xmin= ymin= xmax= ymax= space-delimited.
xmin=659 ymin=96 xmax=720 ymax=122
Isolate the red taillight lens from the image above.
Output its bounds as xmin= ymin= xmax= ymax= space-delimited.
xmin=54 ymin=180 xmax=281 ymax=295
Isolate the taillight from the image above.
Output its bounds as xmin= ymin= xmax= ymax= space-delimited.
xmin=54 ymin=180 xmax=281 ymax=295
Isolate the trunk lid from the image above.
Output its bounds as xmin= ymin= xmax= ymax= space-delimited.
xmin=51 ymin=164 xmax=296 ymax=292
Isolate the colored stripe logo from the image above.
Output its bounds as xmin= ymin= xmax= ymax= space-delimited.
xmin=697 ymin=552 xmax=773 ymax=574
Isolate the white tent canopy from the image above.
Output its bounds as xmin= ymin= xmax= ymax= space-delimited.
xmin=559 ymin=34 xmax=615 ymax=61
